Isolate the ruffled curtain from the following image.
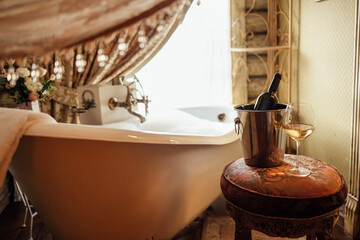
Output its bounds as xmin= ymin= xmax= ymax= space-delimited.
xmin=0 ymin=0 xmax=192 ymax=123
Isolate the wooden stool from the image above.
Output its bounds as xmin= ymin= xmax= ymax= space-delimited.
xmin=220 ymin=155 xmax=347 ymax=239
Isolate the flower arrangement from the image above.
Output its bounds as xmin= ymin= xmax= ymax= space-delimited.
xmin=0 ymin=61 xmax=56 ymax=105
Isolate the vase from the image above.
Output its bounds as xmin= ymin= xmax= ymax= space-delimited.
xmin=15 ymin=100 xmax=40 ymax=112
xmin=0 ymin=92 xmax=39 ymax=112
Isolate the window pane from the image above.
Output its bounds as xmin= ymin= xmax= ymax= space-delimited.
xmin=137 ymin=0 xmax=231 ymax=110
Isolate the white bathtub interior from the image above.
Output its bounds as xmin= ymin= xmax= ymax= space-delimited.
xmin=103 ymin=105 xmax=237 ymax=135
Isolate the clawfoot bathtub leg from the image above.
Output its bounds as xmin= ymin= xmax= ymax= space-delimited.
xmin=14 ymin=181 xmax=38 ymax=240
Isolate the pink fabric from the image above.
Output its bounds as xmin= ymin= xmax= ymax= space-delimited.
xmin=0 ymin=107 xmax=56 ymax=187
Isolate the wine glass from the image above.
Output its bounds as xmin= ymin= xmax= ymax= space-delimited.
xmin=283 ymin=103 xmax=315 ymax=177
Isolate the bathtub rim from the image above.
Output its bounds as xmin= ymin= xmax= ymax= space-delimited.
xmin=24 ymin=122 xmax=240 ymax=145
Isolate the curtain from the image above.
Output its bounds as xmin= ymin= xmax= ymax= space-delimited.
xmin=0 ymin=0 xmax=186 ymax=59
xmin=0 ymin=0 xmax=193 ymax=123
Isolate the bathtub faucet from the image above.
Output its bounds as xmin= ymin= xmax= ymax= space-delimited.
xmin=132 ymin=95 xmax=150 ymax=116
xmin=108 ymin=85 xmax=149 ymax=123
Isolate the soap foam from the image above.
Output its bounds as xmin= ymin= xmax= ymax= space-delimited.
xmin=103 ymin=109 xmax=233 ymax=136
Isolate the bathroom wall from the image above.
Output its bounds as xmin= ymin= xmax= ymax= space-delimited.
xmin=295 ymin=0 xmax=355 ymax=182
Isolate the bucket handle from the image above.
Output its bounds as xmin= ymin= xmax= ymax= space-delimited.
xmin=234 ymin=117 xmax=243 ymax=135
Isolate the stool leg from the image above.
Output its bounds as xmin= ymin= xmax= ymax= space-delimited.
xmin=315 ymin=211 xmax=338 ymax=240
xmin=234 ymin=224 xmax=251 ymax=240
xmin=226 ymin=203 xmax=252 ymax=240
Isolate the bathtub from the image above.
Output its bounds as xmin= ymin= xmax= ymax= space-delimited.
xmin=10 ymin=106 xmax=242 ymax=240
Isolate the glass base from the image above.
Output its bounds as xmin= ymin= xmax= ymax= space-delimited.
xmin=284 ymin=166 xmax=311 ymax=177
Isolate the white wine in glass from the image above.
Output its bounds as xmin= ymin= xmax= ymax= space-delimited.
xmin=283 ymin=103 xmax=315 ymax=177
xmin=283 ymin=124 xmax=315 ymax=142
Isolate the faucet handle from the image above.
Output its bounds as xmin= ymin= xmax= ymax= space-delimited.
xmin=134 ymin=95 xmax=150 ymax=115
xmin=144 ymin=96 xmax=150 ymax=116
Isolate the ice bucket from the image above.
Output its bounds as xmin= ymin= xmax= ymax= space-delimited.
xmin=234 ymin=104 xmax=290 ymax=167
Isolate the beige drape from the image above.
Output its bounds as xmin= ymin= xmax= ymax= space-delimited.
xmin=0 ymin=0 xmax=192 ymax=123
xmin=0 ymin=0 xmax=187 ymax=59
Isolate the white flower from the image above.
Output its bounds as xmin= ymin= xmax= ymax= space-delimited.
xmin=36 ymin=82 xmax=43 ymax=91
xmin=39 ymin=67 xmax=47 ymax=77
xmin=25 ymin=79 xmax=39 ymax=92
xmin=16 ymin=68 xmax=30 ymax=78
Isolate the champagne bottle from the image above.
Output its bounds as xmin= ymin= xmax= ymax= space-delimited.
xmin=254 ymin=73 xmax=281 ymax=110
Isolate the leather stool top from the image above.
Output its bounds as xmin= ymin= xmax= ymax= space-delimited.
xmin=221 ymin=154 xmax=347 ymax=218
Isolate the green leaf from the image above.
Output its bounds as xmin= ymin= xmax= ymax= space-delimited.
xmin=0 ymin=78 xmax=8 ymax=85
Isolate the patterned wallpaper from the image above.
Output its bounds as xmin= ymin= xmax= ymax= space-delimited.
xmin=295 ymin=0 xmax=355 ymax=182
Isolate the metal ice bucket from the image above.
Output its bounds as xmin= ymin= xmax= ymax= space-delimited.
xmin=234 ymin=104 xmax=290 ymax=167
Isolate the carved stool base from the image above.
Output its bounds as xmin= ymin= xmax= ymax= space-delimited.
xmin=226 ymin=202 xmax=339 ymax=240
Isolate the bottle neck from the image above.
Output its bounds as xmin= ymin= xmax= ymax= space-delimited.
xmin=267 ymin=87 xmax=276 ymax=95
xmin=267 ymin=73 xmax=281 ymax=94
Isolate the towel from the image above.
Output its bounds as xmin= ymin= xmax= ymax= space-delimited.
xmin=0 ymin=107 xmax=56 ymax=187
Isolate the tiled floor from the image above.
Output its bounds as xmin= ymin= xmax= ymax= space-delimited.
xmin=0 ymin=201 xmax=353 ymax=240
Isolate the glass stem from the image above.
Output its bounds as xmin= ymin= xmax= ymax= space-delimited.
xmin=295 ymin=141 xmax=300 ymax=169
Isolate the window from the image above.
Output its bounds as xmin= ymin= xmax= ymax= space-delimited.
xmin=137 ymin=0 xmax=231 ymax=110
